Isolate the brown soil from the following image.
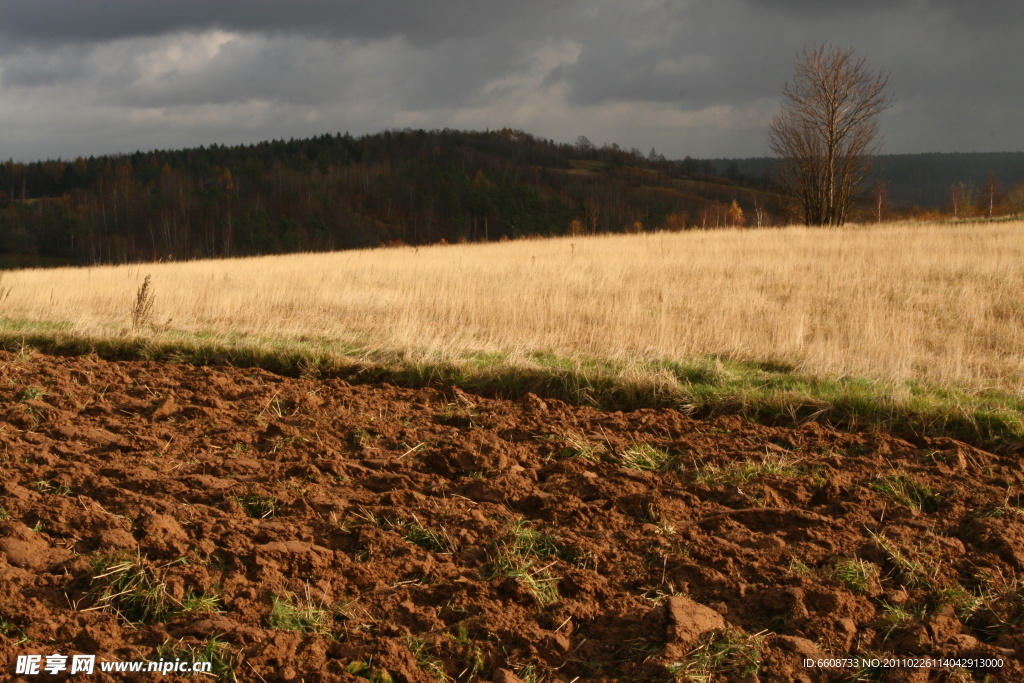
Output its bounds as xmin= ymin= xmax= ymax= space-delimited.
xmin=1 ymin=349 xmax=1022 ymax=682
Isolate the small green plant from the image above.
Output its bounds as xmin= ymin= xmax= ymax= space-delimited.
xmin=90 ymin=551 xmax=176 ymax=624
xmin=873 ymin=602 xmax=926 ymax=640
xmin=668 ymin=627 xmax=766 ymax=681
xmin=350 ymin=427 xmax=377 ymax=447
xmin=406 ymin=636 xmax=451 ymax=681
xmin=694 ymin=453 xmax=799 ymax=487
xmin=872 ymin=473 xmax=941 ymax=513
xmin=0 ymin=617 xmax=27 ymax=644
xmin=847 ymin=648 xmax=889 ymax=681
xmin=514 ymin=664 xmax=541 ymax=683
xmin=489 ymin=555 xmax=561 ymax=606
xmin=625 ymin=636 xmax=661 ymax=663
xmin=269 ymin=397 xmax=291 ymax=418
xmin=194 ymin=636 xmax=237 ymax=682
xmin=345 ymin=661 xmax=395 ymax=683
xmin=0 ymin=506 xmax=10 ymax=521
xmin=552 ymin=432 xmax=604 ymax=463
xmin=503 ymin=519 xmax=560 ymax=559
xmin=832 ymin=557 xmax=880 ymax=595
xmin=868 ymin=530 xmax=936 ymax=590
xmin=448 ymin=623 xmax=486 ymax=680
xmin=269 ymin=434 xmax=307 ymax=454
xmin=181 ymin=585 xmax=223 ymax=614
xmin=937 ymin=586 xmax=987 ymax=620
xmin=158 ymin=636 xmax=237 ymax=682
xmin=404 ymin=518 xmax=455 ymax=554
xmin=20 ymin=386 xmax=48 ymax=402
xmin=619 ymin=442 xmax=672 ymax=472
xmin=809 ymin=464 xmax=830 ymax=487
xmin=352 ymin=506 xmax=389 ymax=528
xmin=485 ymin=519 xmax=562 ymax=606
xmin=234 ymin=493 xmax=279 ymax=519
xmin=130 ymin=274 xmax=156 ymax=331
xmin=269 ymin=591 xmax=330 ymax=634
xmin=974 ymin=490 xmax=1024 ymax=519
xmin=34 ymin=479 xmax=72 ymax=496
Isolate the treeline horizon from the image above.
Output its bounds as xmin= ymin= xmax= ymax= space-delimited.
xmin=0 ymin=128 xmax=786 ymax=266
xmin=2 ymin=127 xmax=1022 ymax=268
xmin=707 ymin=151 xmax=1024 ymax=212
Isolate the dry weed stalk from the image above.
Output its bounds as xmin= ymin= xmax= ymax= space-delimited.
xmin=130 ymin=274 xmax=156 ymax=332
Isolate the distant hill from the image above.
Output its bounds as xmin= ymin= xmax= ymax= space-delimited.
xmin=1 ymin=129 xmax=782 ymax=267
xmin=703 ymin=152 xmax=1024 ymax=210
xmin=7 ymin=129 xmax=1018 ymax=268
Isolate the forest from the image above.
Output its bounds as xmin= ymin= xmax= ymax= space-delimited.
xmin=3 ymin=128 xmax=1022 ymax=268
xmin=0 ymin=128 xmax=780 ymax=266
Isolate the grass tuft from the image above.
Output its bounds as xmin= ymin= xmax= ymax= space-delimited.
xmin=667 ymin=627 xmax=766 ymax=681
xmin=872 ymin=472 xmax=942 ymax=512
xmin=551 ymin=432 xmax=605 ymax=463
xmin=89 ymin=550 xmax=176 ymax=624
xmin=181 ymin=585 xmax=223 ymax=614
xmin=832 ymin=557 xmax=881 ymax=595
xmin=158 ymin=636 xmax=237 ymax=682
xmin=268 ymin=590 xmax=331 ymax=634
xmin=234 ymin=493 xmax=280 ymax=519
xmin=403 ymin=518 xmax=456 ymax=554
xmin=693 ymin=452 xmax=800 ymax=487
xmin=618 ymin=442 xmax=673 ymax=472
xmin=873 ymin=601 xmax=926 ymax=641
xmin=486 ymin=519 xmax=562 ymax=606
xmin=867 ymin=530 xmax=937 ymax=590
xmin=406 ymin=636 xmax=451 ymax=682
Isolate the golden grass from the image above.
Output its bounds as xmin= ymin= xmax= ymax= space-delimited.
xmin=2 ymin=221 xmax=1023 ymax=396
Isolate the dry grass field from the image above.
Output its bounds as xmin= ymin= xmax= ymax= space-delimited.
xmin=2 ymin=220 xmax=1022 ymax=440
xmin=3 ymin=221 xmax=1023 ymax=388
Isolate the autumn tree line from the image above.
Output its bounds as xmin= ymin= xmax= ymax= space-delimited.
xmin=0 ymin=128 xmax=783 ymax=266
xmin=6 ymin=127 xmax=1017 ymax=268
xmin=708 ymin=154 xmax=1024 ymax=220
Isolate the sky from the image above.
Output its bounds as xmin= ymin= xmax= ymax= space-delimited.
xmin=1 ymin=0 xmax=1021 ymax=163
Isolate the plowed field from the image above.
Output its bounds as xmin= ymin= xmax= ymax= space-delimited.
xmin=1 ymin=349 xmax=1022 ymax=682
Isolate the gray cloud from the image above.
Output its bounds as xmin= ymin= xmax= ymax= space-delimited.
xmin=0 ymin=43 xmax=93 ymax=87
xmin=0 ymin=0 xmax=557 ymax=49
xmin=0 ymin=0 xmax=1021 ymax=161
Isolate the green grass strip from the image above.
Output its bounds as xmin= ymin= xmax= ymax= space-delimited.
xmin=1 ymin=320 xmax=1021 ymax=452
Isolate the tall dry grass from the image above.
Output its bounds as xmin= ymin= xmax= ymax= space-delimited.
xmin=2 ymin=221 xmax=1022 ymax=395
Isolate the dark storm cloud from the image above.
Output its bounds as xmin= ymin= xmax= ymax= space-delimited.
xmin=102 ymin=32 xmax=530 ymax=111
xmin=0 ymin=43 xmax=92 ymax=87
xmin=0 ymin=0 xmax=564 ymax=107
xmin=0 ymin=0 xmax=556 ymax=49
xmin=0 ymin=0 xmax=1022 ymax=160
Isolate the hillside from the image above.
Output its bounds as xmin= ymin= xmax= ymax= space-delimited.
xmin=0 ymin=129 xmax=781 ymax=267
xmin=705 ymin=152 xmax=1024 ymax=212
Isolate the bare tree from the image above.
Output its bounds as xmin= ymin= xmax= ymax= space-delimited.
xmin=949 ymin=181 xmax=976 ymax=220
xmin=980 ymin=171 xmax=1001 ymax=219
xmin=768 ymin=44 xmax=893 ymax=226
xmin=872 ymin=180 xmax=889 ymax=223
